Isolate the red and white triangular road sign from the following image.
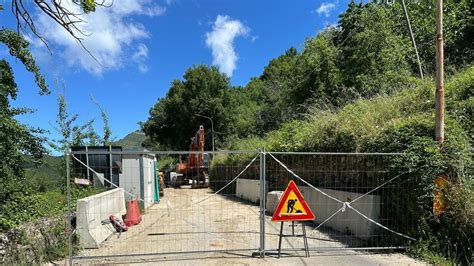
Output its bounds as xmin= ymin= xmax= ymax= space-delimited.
xmin=272 ymin=180 xmax=315 ymax=222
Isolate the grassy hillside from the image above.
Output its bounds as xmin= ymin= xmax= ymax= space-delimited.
xmin=230 ymin=66 xmax=473 ymax=153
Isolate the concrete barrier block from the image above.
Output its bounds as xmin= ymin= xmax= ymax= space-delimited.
xmin=236 ymin=179 xmax=267 ymax=203
xmin=300 ymin=186 xmax=381 ymax=240
xmin=77 ymin=188 xmax=126 ymax=248
xmin=266 ymin=191 xmax=283 ymax=215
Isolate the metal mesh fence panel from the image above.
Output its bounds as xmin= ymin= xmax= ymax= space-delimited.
xmin=263 ymin=152 xmax=417 ymax=253
xmin=68 ymin=150 xmax=260 ymax=263
xmin=67 ymin=150 xmax=418 ymax=263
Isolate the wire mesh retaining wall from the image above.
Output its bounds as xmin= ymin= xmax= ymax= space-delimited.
xmin=66 ymin=150 xmax=416 ymax=263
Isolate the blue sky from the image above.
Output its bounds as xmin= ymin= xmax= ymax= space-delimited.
xmin=1 ymin=0 xmax=350 ymax=150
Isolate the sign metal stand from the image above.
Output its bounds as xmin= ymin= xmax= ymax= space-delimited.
xmin=277 ymin=221 xmax=309 ymax=258
xmin=272 ymin=180 xmax=314 ymax=258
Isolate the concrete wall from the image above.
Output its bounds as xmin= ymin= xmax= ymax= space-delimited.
xmin=299 ymin=186 xmax=381 ymax=240
xmin=236 ymin=179 xmax=267 ymax=203
xmin=76 ymin=188 xmax=126 ymax=248
xmin=266 ymin=191 xmax=283 ymax=215
xmin=237 ymin=178 xmax=381 ymax=240
xmin=264 ymin=186 xmax=381 ymax=240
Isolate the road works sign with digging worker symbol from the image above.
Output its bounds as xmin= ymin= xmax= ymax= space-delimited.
xmin=272 ymin=180 xmax=315 ymax=222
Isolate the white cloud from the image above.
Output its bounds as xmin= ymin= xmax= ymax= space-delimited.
xmin=133 ymin=43 xmax=149 ymax=73
xmin=143 ymin=5 xmax=167 ymax=17
xmin=205 ymin=15 xmax=249 ymax=77
xmin=31 ymin=0 xmax=166 ymax=75
xmin=316 ymin=2 xmax=336 ymax=17
xmin=111 ymin=0 xmax=166 ymax=17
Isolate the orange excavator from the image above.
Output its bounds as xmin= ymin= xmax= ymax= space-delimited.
xmin=175 ymin=125 xmax=209 ymax=188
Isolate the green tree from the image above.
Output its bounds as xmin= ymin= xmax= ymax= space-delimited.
xmin=49 ymin=86 xmax=95 ymax=154
xmin=387 ymin=0 xmax=473 ymax=74
xmin=259 ymin=47 xmax=300 ymax=130
xmin=1 ymin=0 xmax=110 ymax=235
xmin=1 ymin=0 xmax=109 ymax=193
xmin=86 ymin=123 xmax=100 ymax=146
xmin=229 ymin=78 xmax=266 ymax=138
xmin=91 ymin=96 xmax=113 ymax=146
xmin=337 ymin=3 xmax=413 ymax=95
xmin=142 ymin=65 xmax=234 ymax=150
xmin=0 ymin=29 xmax=49 ymax=220
xmin=297 ymin=29 xmax=343 ymax=108
xmin=50 ymin=89 xmax=115 ymax=152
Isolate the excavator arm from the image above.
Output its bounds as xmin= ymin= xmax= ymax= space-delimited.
xmin=175 ymin=125 xmax=209 ymax=188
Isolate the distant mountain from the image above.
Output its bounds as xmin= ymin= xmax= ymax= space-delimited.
xmin=113 ymin=130 xmax=147 ymax=149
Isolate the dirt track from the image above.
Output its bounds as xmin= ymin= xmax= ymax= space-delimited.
xmin=76 ymin=188 xmax=424 ymax=265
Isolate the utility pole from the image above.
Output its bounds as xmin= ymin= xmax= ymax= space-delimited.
xmin=401 ymin=0 xmax=423 ymax=79
xmin=435 ymin=0 xmax=445 ymax=146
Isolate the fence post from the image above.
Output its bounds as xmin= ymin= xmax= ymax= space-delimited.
xmin=259 ymin=148 xmax=266 ymax=257
xmin=66 ymin=150 xmax=73 ymax=265
xmin=109 ymin=145 xmax=113 ymax=187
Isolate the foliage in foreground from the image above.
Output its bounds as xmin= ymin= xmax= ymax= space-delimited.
xmin=2 ymin=215 xmax=71 ymax=264
xmin=0 ymin=186 xmax=105 ymax=230
xmin=1 ymin=186 xmax=105 ymax=263
xmin=0 ymin=29 xmax=49 ymax=232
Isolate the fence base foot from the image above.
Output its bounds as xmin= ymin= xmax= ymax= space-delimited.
xmin=251 ymin=251 xmax=266 ymax=258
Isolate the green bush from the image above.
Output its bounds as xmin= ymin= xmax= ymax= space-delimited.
xmin=405 ymin=180 xmax=473 ymax=265
xmin=373 ymin=115 xmax=472 ymax=264
xmin=0 ymin=191 xmax=65 ymax=230
xmin=2 ymin=215 xmax=83 ymax=264
xmin=1 ymin=185 xmax=106 ymax=264
xmin=446 ymin=66 xmax=474 ymax=142
xmin=0 ymin=186 xmax=105 ymax=230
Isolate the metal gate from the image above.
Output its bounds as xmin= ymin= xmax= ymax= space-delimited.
xmin=262 ymin=152 xmax=416 ymax=257
xmin=66 ymin=149 xmax=415 ymax=263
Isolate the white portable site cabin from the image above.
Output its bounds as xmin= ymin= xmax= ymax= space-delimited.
xmin=71 ymin=146 xmax=160 ymax=209
xmin=119 ymin=151 xmax=159 ymax=209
